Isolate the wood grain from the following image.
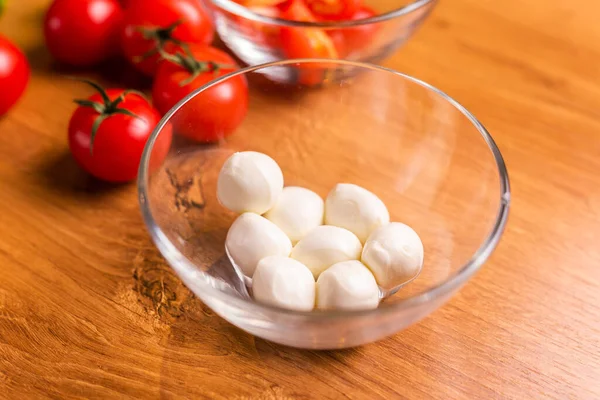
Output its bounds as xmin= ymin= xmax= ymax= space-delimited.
xmin=1 ymin=0 xmax=600 ymax=398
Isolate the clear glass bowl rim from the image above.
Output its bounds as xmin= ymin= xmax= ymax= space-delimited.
xmin=138 ymin=58 xmax=511 ymax=320
xmin=207 ymin=0 xmax=437 ymax=28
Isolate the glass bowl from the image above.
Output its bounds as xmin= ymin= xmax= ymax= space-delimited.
xmin=202 ymin=0 xmax=437 ymax=73
xmin=138 ymin=59 xmax=510 ymax=349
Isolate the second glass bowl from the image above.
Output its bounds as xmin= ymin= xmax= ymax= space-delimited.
xmin=139 ymin=59 xmax=510 ymax=349
xmin=204 ymin=0 xmax=437 ymax=71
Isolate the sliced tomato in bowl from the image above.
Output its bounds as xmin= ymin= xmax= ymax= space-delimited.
xmin=234 ymin=5 xmax=283 ymax=49
xmin=327 ymin=6 xmax=378 ymax=57
xmin=305 ymin=0 xmax=360 ymax=20
xmin=278 ymin=0 xmax=338 ymax=85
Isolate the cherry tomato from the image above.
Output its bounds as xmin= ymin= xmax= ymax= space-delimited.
xmin=44 ymin=0 xmax=124 ymax=67
xmin=68 ymin=81 xmax=172 ymax=182
xmin=152 ymin=45 xmax=248 ymax=142
xmin=0 ymin=35 xmax=30 ymax=116
xmin=120 ymin=0 xmax=150 ymax=7
xmin=327 ymin=6 xmax=377 ymax=56
xmin=305 ymin=0 xmax=360 ymax=20
xmin=121 ymin=0 xmax=214 ymax=76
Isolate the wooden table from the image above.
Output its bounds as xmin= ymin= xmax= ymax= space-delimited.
xmin=2 ymin=0 xmax=599 ymax=398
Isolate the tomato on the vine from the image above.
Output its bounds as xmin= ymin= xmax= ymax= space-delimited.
xmin=121 ymin=0 xmax=214 ymax=76
xmin=0 ymin=35 xmax=30 ymax=116
xmin=68 ymin=81 xmax=171 ymax=182
xmin=44 ymin=0 xmax=124 ymax=67
xmin=152 ymin=45 xmax=248 ymax=142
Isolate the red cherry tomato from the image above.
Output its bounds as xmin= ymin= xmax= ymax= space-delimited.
xmin=305 ymin=0 xmax=360 ymax=20
xmin=121 ymin=0 xmax=214 ymax=76
xmin=0 ymin=35 xmax=30 ymax=116
xmin=68 ymin=82 xmax=172 ymax=182
xmin=327 ymin=6 xmax=377 ymax=56
xmin=44 ymin=0 xmax=124 ymax=67
xmin=152 ymin=45 xmax=248 ymax=142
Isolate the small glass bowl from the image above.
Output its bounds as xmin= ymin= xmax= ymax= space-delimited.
xmin=203 ymin=0 xmax=437 ymax=71
xmin=138 ymin=59 xmax=510 ymax=349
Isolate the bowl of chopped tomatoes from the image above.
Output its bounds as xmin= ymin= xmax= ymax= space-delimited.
xmin=203 ymin=0 xmax=437 ymax=74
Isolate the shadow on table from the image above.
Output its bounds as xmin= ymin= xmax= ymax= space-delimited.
xmin=31 ymin=150 xmax=129 ymax=196
xmin=23 ymin=38 xmax=151 ymax=94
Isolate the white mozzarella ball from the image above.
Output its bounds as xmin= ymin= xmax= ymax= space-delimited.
xmin=361 ymin=222 xmax=424 ymax=289
xmin=252 ymin=256 xmax=315 ymax=311
xmin=316 ymin=260 xmax=380 ymax=311
xmin=225 ymin=213 xmax=292 ymax=276
xmin=264 ymin=186 xmax=324 ymax=244
xmin=324 ymin=183 xmax=390 ymax=243
xmin=217 ymin=151 xmax=284 ymax=214
xmin=290 ymin=225 xmax=362 ymax=279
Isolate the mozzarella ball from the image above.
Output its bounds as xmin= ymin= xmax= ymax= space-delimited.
xmin=252 ymin=256 xmax=315 ymax=311
xmin=290 ymin=225 xmax=362 ymax=279
xmin=264 ymin=186 xmax=324 ymax=244
xmin=217 ymin=151 xmax=284 ymax=214
xmin=316 ymin=260 xmax=380 ymax=311
xmin=324 ymin=183 xmax=390 ymax=243
xmin=361 ymin=222 xmax=424 ymax=289
xmin=225 ymin=213 xmax=292 ymax=276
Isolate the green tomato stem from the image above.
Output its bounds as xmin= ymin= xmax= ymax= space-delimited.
xmin=72 ymin=79 xmax=143 ymax=155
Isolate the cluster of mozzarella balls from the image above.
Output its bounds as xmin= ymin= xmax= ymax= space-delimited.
xmin=217 ymin=151 xmax=424 ymax=312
